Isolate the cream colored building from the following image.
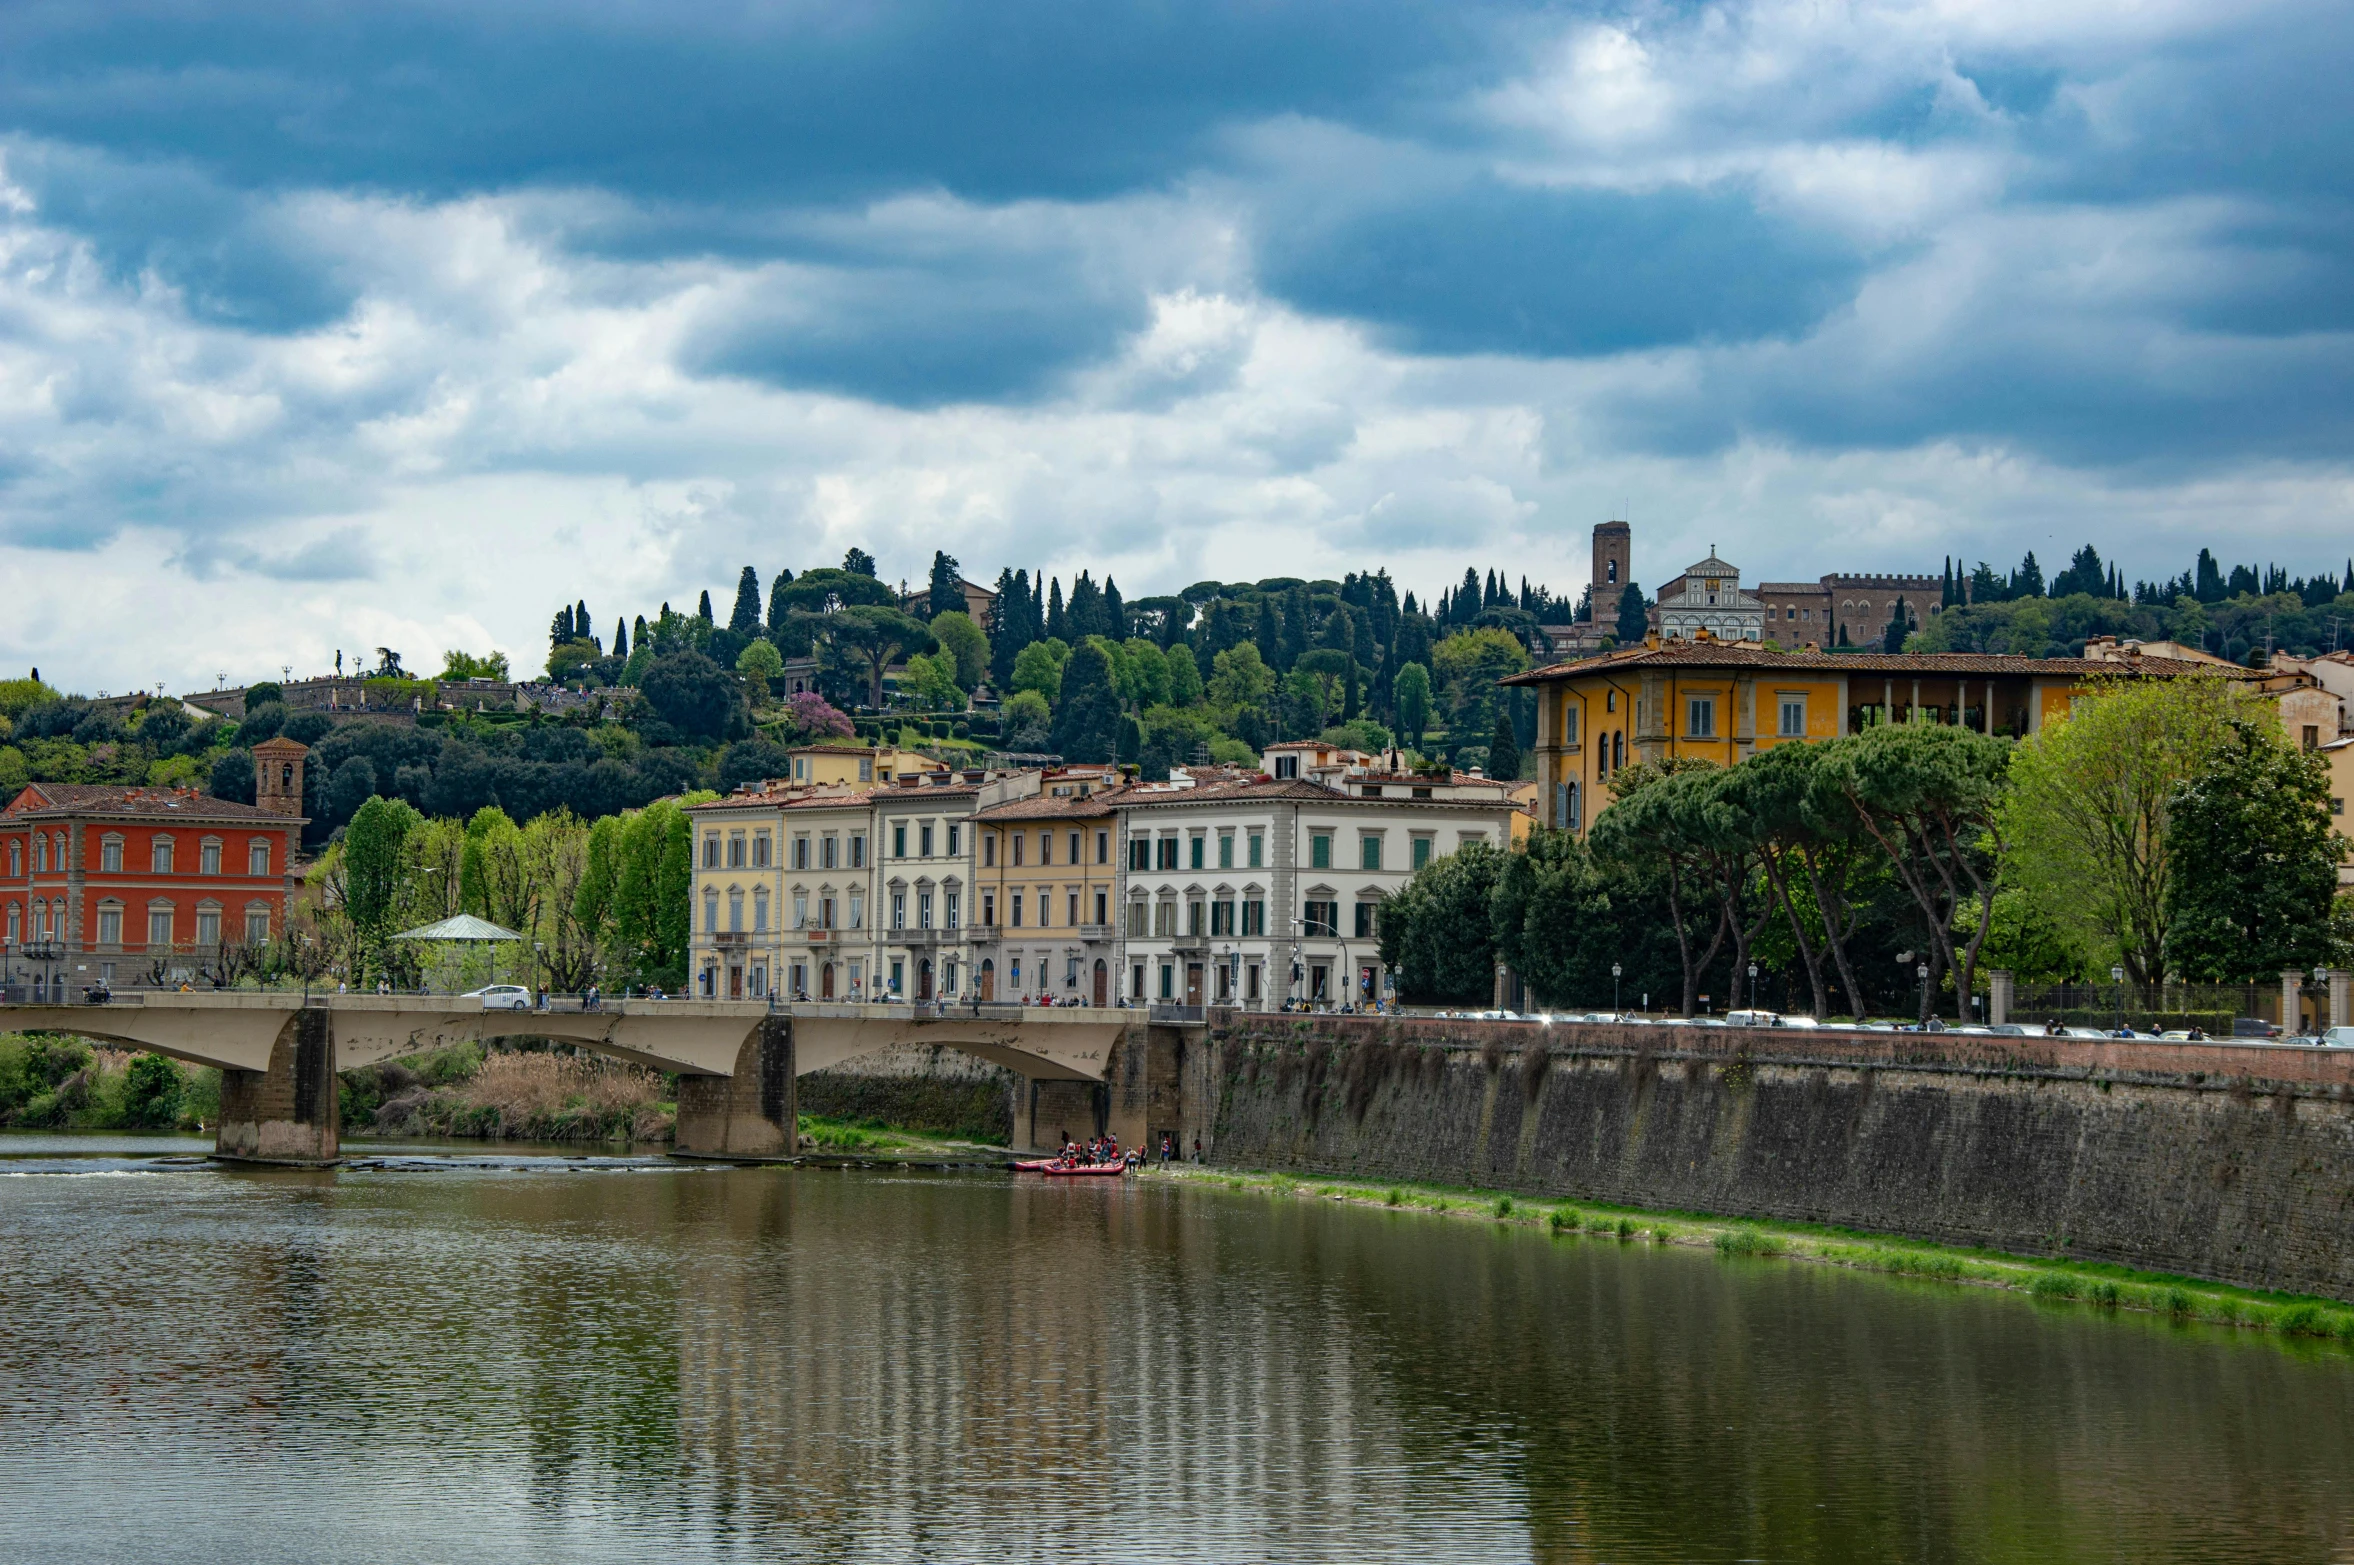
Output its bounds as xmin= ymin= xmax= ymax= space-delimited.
xmin=872 ymin=774 xmax=983 ymax=1002
xmin=783 ymin=744 xmax=946 ymax=787
xmin=686 ymin=783 xmax=877 ymax=1001
xmin=968 ymin=768 xmax=1126 ymax=1005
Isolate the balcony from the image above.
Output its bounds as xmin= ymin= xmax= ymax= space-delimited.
xmin=1078 ymin=924 xmax=1117 ymax=942
xmin=711 ymin=931 xmax=749 ymax=948
xmin=885 ymin=927 xmax=961 ymax=948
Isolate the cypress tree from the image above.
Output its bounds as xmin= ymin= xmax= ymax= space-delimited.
xmin=1255 ymin=596 xmax=1282 ymax=671
xmin=696 ymin=590 xmax=714 ymax=623
xmin=729 ymin=567 xmax=762 ymax=634
xmin=991 ymin=569 xmax=1033 ymax=689
xmin=1615 ymin=584 xmax=1648 ymax=643
xmin=1280 ymin=587 xmax=1311 ymax=671
xmin=1031 ymin=573 xmax=1046 ymax=642
xmin=1046 ymin=577 xmax=1067 ymax=641
xmin=1104 ymin=577 xmax=1126 ymax=639
xmin=927 ymin=550 xmax=963 ymax=618
xmin=1488 ymin=712 xmax=1519 ymax=780
xmin=613 ymin=618 xmax=629 ymax=659
xmin=550 ymin=606 xmax=575 ymax=649
xmin=767 ymin=568 xmax=796 ymax=635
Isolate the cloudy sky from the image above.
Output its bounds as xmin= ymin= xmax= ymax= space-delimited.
xmin=2 ymin=0 xmax=2349 ymax=693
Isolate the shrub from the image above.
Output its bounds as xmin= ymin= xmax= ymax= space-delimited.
xmin=1493 ymin=1195 xmax=1513 ymax=1218
xmin=1385 ymin=1188 xmax=1404 ymax=1207
xmin=1548 ymin=1208 xmax=1575 ymax=1233
xmin=1616 ymin=1217 xmax=1635 ymax=1240
xmin=2029 ymin=1272 xmax=2080 ymax=1301
xmin=1714 ymin=1227 xmax=1782 ymax=1258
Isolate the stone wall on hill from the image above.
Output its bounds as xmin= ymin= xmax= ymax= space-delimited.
xmin=1203 ymin=1015 xmax=2354 ymax=1301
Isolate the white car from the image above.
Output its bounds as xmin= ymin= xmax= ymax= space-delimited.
xmin=2320 ymin=1027 xmax=2354 ymax=1048
xmin=466 ymin=985 xmax=532 ymax=1011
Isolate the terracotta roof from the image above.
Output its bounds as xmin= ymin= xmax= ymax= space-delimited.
xmin=1502 ymin=642 xmax=2247 ymax=685
xmin=1110 ymin=777 xmax=1511 ymax=810
xmin=968 ymin=787 xmax=1129 ymax=822
xmin=875 ymin=781 xmax=979 ymax=799
xmin=688 ymin=787 xmax=875 ymax=812
xmin=2 ymin=783 xmax=298 ymax=824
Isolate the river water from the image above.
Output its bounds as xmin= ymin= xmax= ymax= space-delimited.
xmin=1 ymin=1136 xmax=2348 ymax=1564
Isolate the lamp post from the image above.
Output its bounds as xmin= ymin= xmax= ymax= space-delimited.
xmin=1612 ymin=962 xmax=1622 ymax=1017
xmin=2314 ymin=966 xmax=2330 ymax=1037
xmin=1917 ymin=962 xmax=1930 ymax=1026
xmin=2111 ymin=965 xmax=2125 ymax=1034
xmin=1747 ymin=961 xmax=1758 ymax=1011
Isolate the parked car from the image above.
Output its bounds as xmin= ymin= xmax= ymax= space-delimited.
xmin=465 ymin=984 xmax=532 ymax=1011
xmin=1724 ymin=1009 xmax=1780 ymax=1028
xmin=2321 ymin=1027 xmax=2354 ymax=1048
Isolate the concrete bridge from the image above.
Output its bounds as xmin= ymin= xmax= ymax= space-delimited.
xmin=0 ymin=995 xmax=1137 ymax=1164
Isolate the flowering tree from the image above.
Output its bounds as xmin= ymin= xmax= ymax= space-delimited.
xmin=782 ymin=690 xmax=853 ymax=740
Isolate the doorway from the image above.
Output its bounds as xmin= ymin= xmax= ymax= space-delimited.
xmin=980 ymin=959 xmax=995 ymax=1001
xmin=1185 ymin=963 xmax=1204 ymax=1006
xmin=917 ymin=958 xmax=933 ymax=1001
xmin=820 ymin=962 xmax=835 ymax=999
xmin=1093 ymin=958 xmax=1108 ymax=1006
xmin=728 ymin=965 xmax=743 ymax=999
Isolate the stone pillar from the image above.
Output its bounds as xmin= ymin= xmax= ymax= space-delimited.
xmin=216 ymin=1005 xmax=337 ymax=1164
xmin=2331 ymin=969 xmax=2352 ymax=1031
xmin=1988 ymin=969 xmax=2013 ymax=1027
xmin=2283 ymin=970 xmax=2307 ymax=1035
xmin=673 ymin=1014 xmax=796 ymax=1159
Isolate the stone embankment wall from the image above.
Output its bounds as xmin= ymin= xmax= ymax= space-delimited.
xmin=797 ymin=1043 xmax=1017 ymax=1143
xmin=1205 ymin=1015 xmax=2354 ymax=1301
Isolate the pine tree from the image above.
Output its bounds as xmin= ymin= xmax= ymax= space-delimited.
xmin=1883 ymin=597 xmax=1911 ymax=653
xmin=1281 ymin=587 xmax=1311 ymax=672
xmin=729 ymin=567 xmax=762 ymax=634
xmin=1615 ymin=584 xmax=1648 ymax=643
xmin=550 ymin=606 xmax=575 ymax=649
xmin=767 ymin=568 xmax=795 ymax=635
xmin=1488 ymin=711 xmax=1519 ymax=780
xmin=1459 ymin=568 xmax=1480 ymax=623
xmin=927 ymin=551 xmax=963 ymax=619
xmin=613 ymin=618 xmax=629 ymax=660
xmin=1046 ymin=577 xmax=1067 ymax=641
xmin=1031 ymin=573 xmax=1046 ymax=643
xmin=843 ymin=548 xmax=877 ymax=577
xmin=1065 ymin=572 xmax=1106 ymax=641
xmin=1104 ymin=577 xmax=1126 ymax=639
xmin=990 ymin=568 xmax=1032 ymax=689
xmin=697 ymin=590 xmax=714 ymax=623
xmin=1255 ymin=596 xmax=1283 ymax=671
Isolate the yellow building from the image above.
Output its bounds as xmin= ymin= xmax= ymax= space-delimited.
xmin=967 ymin=768 xmax=1125 ymax=1004
xmin=1506 ymin=639 xmax=2229 ymax=835
xmin=782 ymin=744 xmax=947 ymax=787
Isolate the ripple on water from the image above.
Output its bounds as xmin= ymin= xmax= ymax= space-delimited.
xmin=0 ymin=1156 xmax=2350 ymax=1564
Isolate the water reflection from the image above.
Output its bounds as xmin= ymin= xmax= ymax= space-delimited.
xmin=0 ymin=1159 xmax=2349 ymax=1563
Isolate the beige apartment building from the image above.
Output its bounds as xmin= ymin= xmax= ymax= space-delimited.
xmin=871 ymin=774 xmax=983 ymax=1002
xmin=967 ymin=767 xmax=1125 ymax=1005
xmin=685 ymin=783 xmax=876 ymax=1001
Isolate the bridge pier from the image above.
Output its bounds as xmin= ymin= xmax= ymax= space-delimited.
xmin=673 ymin=1015 xmax=797 ymax=1160
xmin=215 ymin=1005 xmax=338 ymax=1165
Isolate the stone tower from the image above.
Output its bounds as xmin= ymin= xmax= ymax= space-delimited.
xmin=251 ymin=736 xmax=309 ymax=820
xmin=1592 ymin=520 xmax=1631 ymax=606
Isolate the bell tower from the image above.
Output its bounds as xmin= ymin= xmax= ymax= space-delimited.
xmin=1592 ymin=520 xmax=1631 ymax=608
xmin=251 ymin=736 xmax=310 ymax=820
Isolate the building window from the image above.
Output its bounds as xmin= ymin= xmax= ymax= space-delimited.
xmin=1159 ymin=964 xmax=1174 ymax=1000
xmin=702 ymin=835 xmax=719 ymax=869
xmin=1303 ymin=901 xmax=1338 ymax=937
xmin=1011 ymin=892 xmax=1025 ymax=928
xmin=892 ymin=824 xmax=907 ymax=858
xmin=246 ymin=908 xmax=271 ymax=943
xmin=101 ymin=836 xmax=124 ymax=873
xmin=891 ymin=892 xmax=906 ymax=929
xmin=1036 ymin=887 xmax=1051 ymax=927
xmin=1067 ymin=891 xmax=1079 ymax=927
xmin=754 ymin=889 xmax=770 ymax=932
xmin=1310 ymin=833 xmax=1332 ymax=870
xmin=1187 ymin=900 xmax=1205 ymax=937
xmin=921 ymin=823 xmax=935 ymax=857
xmin=1034 ymin=830 xmax=1050 ymax=866
xmin=792 ymin=893 xmax=809 ymax=929
xmin=1216 ymin=833 xmax=1234 ymax=869
xmin=146 ymin=907 xmax=173 ymax=946
xmin=1095 ymin=830 xmax=1109 ymax=864
xmin=1156 ymin=837 xmax=1178 ymax=870
xmin=727 ymin=890 xmax=744 ymax=932
xmin=1211 ymin=899 xmax=1235 ymax=937
xmin=31 ymin=837 xmax=43 ymax=874
xmin=850 ymin=835 xmax=866 ymax=869
xmin=948 ymin=823 xmax=961 ymax=856
xmin=1125 ymin=900 xmax=1145 ymax=937
xmin=1012 ymin=832 xmax=1026 ymax=867
xmin=1273 ymin=754 xmax=1299 ymax=779
xmin=1189 ymin=834 xmax=1205 ymax=871
xmin=1067 ymin=830 xmax=1081 ymax=865
xmin=915 ymin=889 xmax=933 ymax=928
xmin=754 ymin=832 xmax=771 ymax=867
xmin=751 ymin=965 xmax=767 ymax=998
xmin=1153 ymin=901 xmax=1176 ymax=937
xmin=820 ymin=894 xmax=835 ymax=929
xmin=1127 ymin=838 xmax=1146 ymax=871
xmin=703 ymin=891 xmax=719 ymax=933
xmin=194 ymin=907 xmax=221 ymax=946
xmin=1243 ymin=898 xmax=1264 ymax=936
xmin=1354 ymin=903 xmax=1378 ymax=939
xmin=2303 ymin=726 xmax=2320 ymax=751
xmin=97 ymin=905 xmax=123 ymax=945
xmin=3 ymin=905 xmax=15 ymax=942
xmin=1248 ymin=833 xmax=1263 ymax=868
xmin=727 ymin=834 xmax=745 ymax=868
xmin=1779 ymin=697 xmax=1806 ymax=737
xmin=250 ymin=841 xmax=271 ymax=875
xmin=1094 ymin=890 xmax=1107 ymax=925
xmin=1412 ymin=835 xmax=1433 ymax=871
xmin=198 ymin=839 xmax=222 ymax=875
xmin=889 ymin=959 xmax=903 ymax=994
xmin=848 ymin=892 xmax=864 ymax=929
xmin=984 ymin=833 xmax=997 ymax=868
xmin=984 ymin=892 xmax=998 ymax=928
xmin=945 ymin=891 xmax=960 ymax=929
xmin=1563 ymin=705 xmax=1579 ymax=744
xmin=1687 ymin=697 xmax=1716 ymax=739
xmin=1359 ymin=835 xmax=1382 ymax=871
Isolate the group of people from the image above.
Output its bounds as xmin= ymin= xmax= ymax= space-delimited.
xmin=1054 ymin=1134 xmax=1134 ymax=1169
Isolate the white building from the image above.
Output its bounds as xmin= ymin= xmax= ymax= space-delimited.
xmin=871 ymin=773 xmax=982 ymax=1002
xmin=1655 ymin=551 xmax=1766 ymax=643
xmin=1112 ymin=748 xmax=1519 ymax=1010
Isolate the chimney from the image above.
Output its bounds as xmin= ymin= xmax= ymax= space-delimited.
xmin=250 ymin=736 xmax=309 ymax=820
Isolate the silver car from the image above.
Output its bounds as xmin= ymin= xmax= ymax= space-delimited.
xmin=466 ymin=984 xmax=533 ymax=1011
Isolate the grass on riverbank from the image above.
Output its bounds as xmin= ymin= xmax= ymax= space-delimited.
xmin=348 ymin=1044 xmax=674 ymax=1144
xmin=1148 ymin=1165 xmax=2354 ymax=1346
xmin=0 ymin=1032 xmax=216 ymax=1131
xmin=796 ymin=1112 xmax=1006 ymax=1159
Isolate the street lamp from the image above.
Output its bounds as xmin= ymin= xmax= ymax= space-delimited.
xmin=1747 ymin=961 xmax=1758 ymax=1010
xmin=2111 ymin=965 xmax=2125 ymax=1034
xmin=1917 ymin=962 xmax=1930 ymax=1024
xmin=1612 ymin=962 xmax=1622 ymax=1017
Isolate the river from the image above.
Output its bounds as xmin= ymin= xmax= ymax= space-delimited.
xmin=0 ymin=1135 xmax=2347 ymax=1563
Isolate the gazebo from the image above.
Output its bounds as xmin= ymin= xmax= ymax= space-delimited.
xmin=392 ymin=913 xmax=524 ymax=989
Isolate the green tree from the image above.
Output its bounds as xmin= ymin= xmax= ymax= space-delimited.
xmin=1050 ymin=642 xmax=1122 ymax=762
xmin=1998 ymin=674 xmax=2259 ymax=982
xmin=898 ymin=651 xmax=964 ymax=710
xmin=1001 ymin=690 xmax=1052 ymax=751
xmin=770 ymin=567 xmax=898 ymax=617
xmin=930 ymin=611 xmax=990 ymax=691
xmin=612 ymin=799 xmax=693 ymax=989
xmin=1165 ymin=641 xmax=1204 ymax=706
xmin=122 ymin=1053 xmax=186 ymax=1129
xmin=1590 ymin=761 xmax=1738 ymax=1015
xmin=1394 ymin=662 xmax=1431 ymax=747
xmin=641 ymin=651 xmax=739 ymax=739
xmin=440 ymin=649 xmax=511 ymax=681
xmin=825 ymin=606 xmax=935 ymax=708
xmin=734 ymin=638 xmax=784 ymax=699
xmin=728 ymin=566 xmax=764 ymax=634
xmin=1430 ymin=628 xmax=1528 ymax=749
xmin=1488 ymin=712 xmax=1520 ymax=780
xmin=1615 ymin=583 xmax=1648 ymax=643
xmin=1377 ymin=838 xmax=1506 ymax=1004
xmin=1011 ymin=638 xmax=1070 ymax=703
xmin=1490 ymin=827 xmax=1616 ymax=1006
xmin=2164 ymin=719 xmax=2348 ymax=981
xmin=927 ymin=551 xmax=965 ymax=618
xmin=1210 ymin=642 xmax=1276 ymax=711
xmin=344 ymin=795 xmax=421 ymax=944
xmin=574 ymin=813 xmax=626 ymax=972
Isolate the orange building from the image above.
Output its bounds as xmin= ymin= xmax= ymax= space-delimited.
xmin=2 ymin=776 xmax=305 ymax=997
xmin=1505 ymin=639 xmax=2229 ymax=835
